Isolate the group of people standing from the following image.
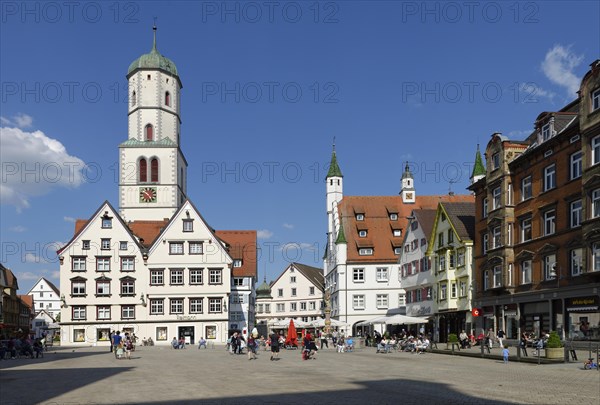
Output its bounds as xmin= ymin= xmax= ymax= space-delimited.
xmin=110 ymin=330 xmax=134 ymax=360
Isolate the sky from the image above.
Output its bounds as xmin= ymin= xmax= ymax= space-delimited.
xmin=1 ymin=0 xmax=599 ymax=293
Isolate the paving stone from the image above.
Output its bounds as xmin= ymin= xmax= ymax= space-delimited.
xmin=0 ymin=345 xmax=598 ymax=404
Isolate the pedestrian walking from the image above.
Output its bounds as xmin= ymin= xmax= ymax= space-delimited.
xmin=269 ymin=331 xmax=280 ymax=361
xmin=486 ymin=328 xmax=495 ymax=349
xmin=502 ymin=345 xmax=509 ymax=364
xmin=497 ymin=329 xmax=505 ymax=348
xmin=320 ymin=330 xmax=328 ymax=349
xmin=111 ymin=331 xmax=122 ymax=358
xmin=247 ymin=335 xmax=257 ymax=360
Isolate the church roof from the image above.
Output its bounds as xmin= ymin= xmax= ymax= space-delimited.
xmin=127 ymin=27 xmax=178 ymax=77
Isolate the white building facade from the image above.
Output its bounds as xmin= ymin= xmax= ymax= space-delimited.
xmin=259 ymin=263 xmax=324 ymax=326
xmin=27 ymin=277 xmax=61 ymax=319
xmin=399 ymin=210 xmax=436 ymax=319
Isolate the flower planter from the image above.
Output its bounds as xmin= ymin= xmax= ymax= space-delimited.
xmin=545 ymin=347 xmax=563 ymax=359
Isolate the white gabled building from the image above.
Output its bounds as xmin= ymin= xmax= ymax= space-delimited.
xmin=256 ymin=263 xmax=324 ymax=330
xmin=26 ymin=277 xmax=61 ymax=319
xmin=57 ymin=28 xmax=255 ymax=346
xmin=399 ymin=209 xmax=436 ymax=320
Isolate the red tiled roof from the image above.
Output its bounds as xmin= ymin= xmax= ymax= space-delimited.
xmin=215 ymin=230 xmax=257 ymax=277
xmin=128 ymin=220 xmax=170 ymax=247
xmin=338 ymin=194 xmax=474 ymax=262
xmin=18 ymin=294 xmax=34 ymax=309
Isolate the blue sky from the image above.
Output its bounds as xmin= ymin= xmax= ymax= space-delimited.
xmin=1 ymin=1 xmax=599 ymax=293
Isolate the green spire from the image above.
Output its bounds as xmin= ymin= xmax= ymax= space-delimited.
xmin=471 ymin=144 xmax=486 ymax=179
xmin=152 ymin=24 xmax=157 ymax=53
xmin=127 ymin=24 xmax=178 ymax=77
xmin=326 ymin=142 xmax=343 ymax=178
xmin=335 ymin=219 xmax=347 ymax=244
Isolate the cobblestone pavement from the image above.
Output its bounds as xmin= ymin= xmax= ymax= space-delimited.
xmin=1 ymin=345 xmax=598 ymax=405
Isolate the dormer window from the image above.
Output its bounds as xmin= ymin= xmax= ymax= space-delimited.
xmin=592 ymin=88 xmax=600 ymax=111
xmin=358 ymin=230 xmax=367 ymax=237
xmin=356 ymin=214 xmax=364 ymax=221
xmin=393 ymin=229 xmax=402 ymax=237
xmin=542 ymin=123 xmax=551 ymax=141
xmin=233 ymin=259 xmax=243 ymax=268
xmin=389 ymin=213 xmax=398 ymax=220
xmin=358 ymin=248 xmax=373 ymax=256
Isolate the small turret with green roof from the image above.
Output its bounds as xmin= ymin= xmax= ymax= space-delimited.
xmin=335 ymin=219 xmax=347 ymax=244
xmin=327 ymin=143 xmax=343 ymax=178
xmin=470 ymin=144 xmax=486 ymax=184
xmin=256 ymin=276 xmax=272 ymax=299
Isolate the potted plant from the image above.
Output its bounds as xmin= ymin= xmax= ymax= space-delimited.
xmin=545 ymin=331 xmax=563 ymax=359
xmin=447 ymin=333 xmax=458 ymax=349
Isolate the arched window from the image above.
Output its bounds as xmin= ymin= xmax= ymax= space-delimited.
xmin=131 ymin=91 xmax=136 ymax=106
xmin=165 ymin=91 xmax=171 ymax=106
xmin=145 ymin=124 xmax=153 ymax=141
xmin=151 ymin=158 xmax=159 ymax=183
xmin=139 ymin=158 xmax=147 ymax=182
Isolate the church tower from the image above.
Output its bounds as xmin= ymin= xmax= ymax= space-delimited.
xmin=119 ymin=26 xmax=187 ymax=221
xmin=400 ymin=162 xmax=415 ymax=203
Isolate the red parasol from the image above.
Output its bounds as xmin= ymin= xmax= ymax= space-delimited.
xmin=285 ymin=319 xmax=298 ymax=347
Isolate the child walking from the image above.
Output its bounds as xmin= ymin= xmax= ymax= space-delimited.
xmin=502 ymin=345 xmax=509 ymax=364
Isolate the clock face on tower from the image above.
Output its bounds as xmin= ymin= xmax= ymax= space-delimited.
xmin=139 ymin=187 xmax=157 ymax=203
xmin=405 ymin=192 xmax=413 ymax=200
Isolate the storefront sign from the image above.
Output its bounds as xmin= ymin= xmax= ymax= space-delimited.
xmin=471 ymin=308 xmax=481 ymax=317
xmin=176 ymin=315 xmax=197 ymax=321
xmin=566 ymin=296 xmax=599 ymax=312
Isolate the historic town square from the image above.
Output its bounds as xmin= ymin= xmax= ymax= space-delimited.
xmin=1 ymin=1 xmax=599 ymax=404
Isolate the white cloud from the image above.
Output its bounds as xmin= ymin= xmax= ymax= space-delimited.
xmin=283 ymin=223 xmax=294 ymax=229
xmin=0 ymin=126 xmax=86 ymax=211
xmin=519 ymin=83 xmax=557 ymax=103
xmin=257 ymin=229 xmax=273 ymax=239
xmin=17 ymin=271 xmax=42 ymax=281
xmin=1 ymin=113 xmax=33 ymax=128
xmin=541 ymin=45 xmax=584 ymax=97
xmin=24 ymin=253 xmax=41 ymax=263
xmin=278 ymin=242 xmax=318 ymax=252
xmin=9 ymin=225 xmax=26 ymax=232
xmin=63 ymin=216 xmax=76 ymax=223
